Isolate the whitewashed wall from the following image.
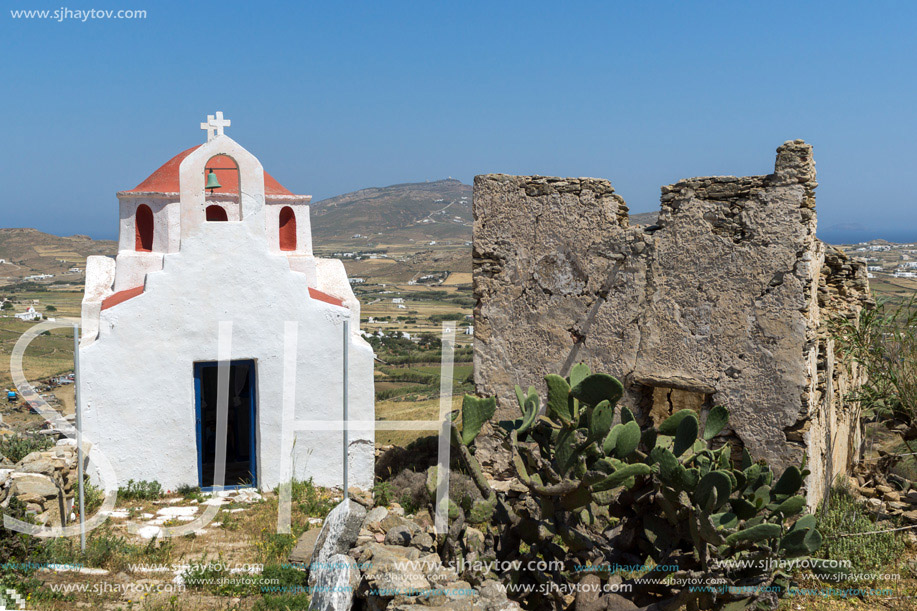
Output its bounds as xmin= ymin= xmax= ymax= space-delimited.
xmin=80 ymin=135 xmax=374 ymax=491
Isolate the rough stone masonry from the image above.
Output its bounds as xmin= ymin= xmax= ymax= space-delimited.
xmin=472 ymin=140 xmax=872 ymax=506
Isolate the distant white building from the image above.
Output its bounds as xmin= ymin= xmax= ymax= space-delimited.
xmin=24 ymin=274 xmax=54 ymax=281
xmin=397 ymin=304 xmax=406 ymax=309
xmin=464 ymin=326 xmax=474 ymax=335
xmin=14 ymin=306 xmax=42 ymax=321
xmin=392 ymin=298 xmax=404 ymax=304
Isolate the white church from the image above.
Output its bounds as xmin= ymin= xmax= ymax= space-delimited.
xmin=79 ymin=113 xmax=375 ymax=492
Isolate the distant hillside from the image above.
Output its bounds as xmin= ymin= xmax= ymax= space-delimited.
xmin=629 ymin=211 xmax=659 ymax=226
xmin=0 ymin=228 xmax=116 ymax=285
xmin=309 ymin=179 xmax=669 ymax=245
xmin=310 ymin=179 xmax=472 ymax=243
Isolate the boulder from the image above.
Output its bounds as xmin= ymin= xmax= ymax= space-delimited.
xmin=348 ymin=487 xmax=373 ymax=508
xmin=309 ymin=500 xmax=367 ymax=585
xmin=574 ymin=575 xmax=604 ymax=611
xmin=363 ymin=507 xmax=388 ymax=528
xmin=385 ymin=525 xmax=414 ymax=546
xmin=309 ymin=553 xmax=359 ymax=611
xmin=10 ymin=473 xmax=58 ymax=500
xmin=410 ymin=532 xmax=435 ymax=553
xmin=358 ymin=543 xmax=430 ymax=592
xmin=478 ymin=580 xmax=520 ymax=610
xmin=381 ymin=514 xmax=421 ymax=534
xmin=462 ymin=527 xmax=485 ymax=553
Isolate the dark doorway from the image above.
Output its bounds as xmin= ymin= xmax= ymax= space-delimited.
xmin=194 ymin=360 xmax=257 ymax=489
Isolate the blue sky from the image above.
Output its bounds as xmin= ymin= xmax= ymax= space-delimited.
xmin=1 ymin=1 xmax=914 ymax=242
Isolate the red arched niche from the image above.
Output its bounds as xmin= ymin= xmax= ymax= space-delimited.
xmin=279 ymin=206 xmax=297 ymax=251
xmin=206 ymin=205 xmax=228 ymax=222
xmin=135 ymin=204 xmax=154 ymax=252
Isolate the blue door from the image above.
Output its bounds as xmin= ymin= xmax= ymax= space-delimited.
xmin=193 ymin=360 xmax=257 ymax=490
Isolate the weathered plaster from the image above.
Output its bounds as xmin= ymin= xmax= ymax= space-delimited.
xmin=473 ymin=141 xmax=871 ymax=506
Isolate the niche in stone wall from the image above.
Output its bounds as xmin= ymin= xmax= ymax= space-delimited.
xmin=637 ymin=383 xmax=745 ymax=461
xmin=644 ymin=385 xmax=710 ymax=426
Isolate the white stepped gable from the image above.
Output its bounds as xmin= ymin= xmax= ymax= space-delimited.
xmin=79 ymin=113 xmax=375 ymax=492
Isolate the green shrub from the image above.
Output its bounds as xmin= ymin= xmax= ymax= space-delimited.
xmin=0 ymin=433 xmax=54 ymax=463
xmin=176 ymin=484 xmax=205 ymax=503
xmin=117 ymin=479 xmax=163 ymax=501
xmin=182 ymin=559 xmax=238 ymax=595
xmin=39 ymin=523 xmax=173 ymax=571
xmin=374 ymin=481 xmax=395 ymax=506
xmin=817 ymin=484 xmax=906 ymax=579
xmin=261 ymin=563 xmax=308 ymax=589
xmin=82 ymin=478 xmax=104 ymax=515
xmin=259 ymin=533 xmax=297 ymax=564
xmin=834 ymin=294 xmax=917 ymax=423
xmin=399 ymin=492 xmax=420 ymax=515
xmin=183 ymin=558 xmax=304 ymax=597
xmin=253 ymin=593 xmax=312 ymax=610
xmin=0 ymin=572 xmax=71 ymax=605
xmin=289 ymin=479 xmax=335 ymax=518
xmin=0 ymin=497 xmax=44 ymax=564
xmin=428 ymin=313 xmax=466 ymax=323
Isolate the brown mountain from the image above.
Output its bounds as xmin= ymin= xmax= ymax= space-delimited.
xmin=0 ymin=228 xmax=116 ymax=285
xmin=309 ymin=178 xmax=472 ymax=243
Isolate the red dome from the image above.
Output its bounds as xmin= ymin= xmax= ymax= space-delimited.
xmin=122 ymin=145 xmax=296 ymax=196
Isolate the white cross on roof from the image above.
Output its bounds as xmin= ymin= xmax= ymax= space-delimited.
xmin=200 ymin=114 xmax=216 ymax=142
xmin=200 ymin=111 xmax=231 ymax=142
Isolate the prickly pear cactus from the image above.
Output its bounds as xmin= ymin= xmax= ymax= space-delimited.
xmin=452 ymin=364 xmax=828 ymax=611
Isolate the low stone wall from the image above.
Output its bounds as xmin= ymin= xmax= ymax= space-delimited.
xmin=472 ymin=140 xmax=872 ymax=506
xmin=0 ymin=439 xmax=89 ymax=527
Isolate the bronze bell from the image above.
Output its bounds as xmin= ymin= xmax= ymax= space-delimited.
xmin=205 ymin=169 xmax=222 ymax=193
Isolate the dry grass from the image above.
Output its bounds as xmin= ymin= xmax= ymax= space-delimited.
xmin=442 ymin=272 xmax=472 ymax=285
xmin=376 ymin=395 xmax=462 ymax=446
xmin=20 ymin=483 xmax=337 ymax=610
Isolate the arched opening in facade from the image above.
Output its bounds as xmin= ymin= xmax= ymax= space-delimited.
xmin=206 ymin=205 xmax=228 ymax=222
xmin=135 ymin=204 xmax=154 ymax=252
xmin=279 ymin=206 xmax=297 ymax=251
xmin=204 ymin=155 xmax=241 ymax=218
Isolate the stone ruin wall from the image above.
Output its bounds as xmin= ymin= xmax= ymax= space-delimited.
xmin=472 ymin=140 xmax=872 ymax=506
xmin=0 ymin=439 xmax=89 ymax=527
